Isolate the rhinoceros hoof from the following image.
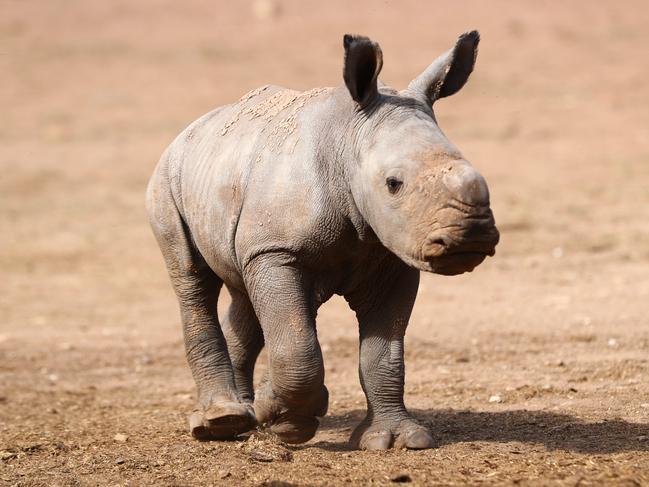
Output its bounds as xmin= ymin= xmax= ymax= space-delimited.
xmin=351 ymin=417 xmax=435 ymax=450
xmin=189 ymin=401 xmax=257 ymax=440
xmin=265 ymin=412 xmax=320 ymax=444
xmin=254 ymin=382 xmax=328 ymax=444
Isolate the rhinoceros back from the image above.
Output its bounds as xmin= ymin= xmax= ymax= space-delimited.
xmin=163 ymin=84 xmax=334 ymax=287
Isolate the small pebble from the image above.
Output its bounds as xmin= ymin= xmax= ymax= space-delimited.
xmin=1 ymin=451 xmax=17 ymax=460
xmin=249 ymin=450 xmax=274 ymax=462
xmin=489 ymin=395 xmax=503 ymax=403
xmin=138 ymin=354 xmax=153 ymax=365
xmin=114 ymin=433 xmax=128 ymax=442
xmin=390 ymin=473 xmax=412 ymax=483
xmin=115 ymin=458 xmax=125 ymax=465
xmin=607 ymin=338 xmax=619 ymax=348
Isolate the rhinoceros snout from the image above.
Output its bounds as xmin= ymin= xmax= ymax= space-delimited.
xmin=421 ymin=212 xmax=499 ymax=275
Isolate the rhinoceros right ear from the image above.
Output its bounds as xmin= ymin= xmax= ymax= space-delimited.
xmin=343 ymin=34 xmax=383 ymax=108
xmin=407 ymin=31 xmax=479 ymax=105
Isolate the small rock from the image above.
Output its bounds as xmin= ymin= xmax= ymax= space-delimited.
xmin=138 ymin=354 xmax=153 ymax=365
xmin=218 ymin=469 xmax=231 ymax=479
xmin=390 ymin=473 xmax=412 ymax=483
xmin=1 ymin=451 xmax=17 ymax=461
xmin=551 ymin=247 xmax=564 ymax=259
xmin=641 ymin=403 xmax=649 ymax=409
xmin=607 ymin=338 xmax=619 ymax=348
xmin=249 ymin=450 xmax=274 ymax=462
xmin=637 ymin=436 xmax=648 ymax=442
xmin=114 ymin=433 xmax=128 ymax=443
xmin=556 ymin=360 xmax=565 ymax=367
xmin=489 ymin=395 xmax=503 ymax=403
xmin=47 ymin=374 xmax=59 ymax=383
xmin=115 ymin=457 xmax=125 ymax=465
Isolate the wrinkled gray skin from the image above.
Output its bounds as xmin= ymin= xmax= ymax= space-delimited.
xmin=146 ymin=31 xmax=499 ymax=450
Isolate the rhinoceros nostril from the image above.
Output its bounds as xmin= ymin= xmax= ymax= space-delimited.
xmin=423 ymin=235 xmax=449 ymax=258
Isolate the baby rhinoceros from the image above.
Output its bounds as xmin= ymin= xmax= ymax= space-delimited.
xmin=146 ymin=31 xmax=499 ymax=450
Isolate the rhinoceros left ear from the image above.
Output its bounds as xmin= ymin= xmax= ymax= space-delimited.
xmin=343 ymin=34 xmax=383 ymax=108
xmin=407 ymin=31 xmax=479 ymax=105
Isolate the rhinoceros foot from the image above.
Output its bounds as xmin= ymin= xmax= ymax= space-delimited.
xmin=350 ymin=415 xmax=434 ymax=450
xmin=189 ymin=401 xmax=257 ymax=440
xmin=254 ymin=379 xmax=329 ymax=444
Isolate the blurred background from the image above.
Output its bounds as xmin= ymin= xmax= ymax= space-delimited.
xmin=1 ymin=0 xmax=648 ymax=484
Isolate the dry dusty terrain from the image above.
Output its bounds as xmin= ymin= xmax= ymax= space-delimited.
xmin=1 ymin=1 xmax=649 ymax=485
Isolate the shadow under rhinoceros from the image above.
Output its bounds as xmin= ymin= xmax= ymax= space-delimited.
xmin=311 ymin=408 xmax=649 ymax=454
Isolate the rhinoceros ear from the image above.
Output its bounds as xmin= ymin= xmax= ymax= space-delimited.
xmin=343 ymin=34 xmax=383 ymax=107
xmin=407 ymin=31 xmax=479 ymax=104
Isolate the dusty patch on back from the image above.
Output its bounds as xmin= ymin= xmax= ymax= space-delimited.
xmin=221 ymin=86 xmax=332 ymax=152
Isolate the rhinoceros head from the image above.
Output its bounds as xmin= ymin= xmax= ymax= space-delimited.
xmin=342 ymin=31 xmax=500 ymax=275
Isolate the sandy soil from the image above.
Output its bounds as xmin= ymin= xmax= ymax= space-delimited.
xmin=1 ymin=0 xmax=649 ymax=485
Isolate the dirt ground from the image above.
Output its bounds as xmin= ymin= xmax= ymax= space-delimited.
xmin=2 ymin=0 xmax=649 ymax=485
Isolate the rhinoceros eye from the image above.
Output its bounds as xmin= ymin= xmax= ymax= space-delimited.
xmin=386 ymin=177 xmax=403 ymax=194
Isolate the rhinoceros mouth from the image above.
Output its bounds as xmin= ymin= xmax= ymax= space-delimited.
xmin=400 ymin=245 xmax=495 ymax=275
xmin=427 ymin=251 xmax=490 ymax=276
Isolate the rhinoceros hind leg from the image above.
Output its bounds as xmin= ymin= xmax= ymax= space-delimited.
xmin=147 ymin=167 xmax=255 ymax=440
xmin=221 ymin=286 xmax=264 ymax=403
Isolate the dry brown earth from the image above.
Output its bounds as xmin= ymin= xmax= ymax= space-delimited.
xmin=1 ymin=1 xmax=648 ymax=485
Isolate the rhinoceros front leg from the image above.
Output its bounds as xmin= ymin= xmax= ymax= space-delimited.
xmin=244 ymin=260 xmax=328 ymax=444
xmin=347 ymin=264 xmax=434 ymax=450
